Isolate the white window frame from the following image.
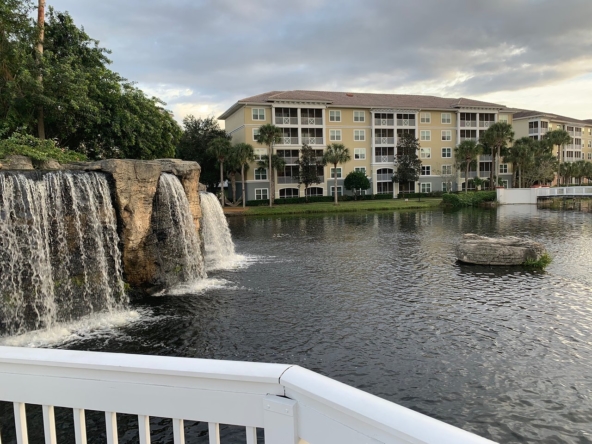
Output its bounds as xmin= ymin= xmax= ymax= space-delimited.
xmin=421 ymin=183 xmax=432 ymax=193
xmin=420 ymin=130 xmax=431 ymax=141
xmin=498 ymin=115 xmax=508 ymax=123
xmin=254 ymin=148 xmax=266 ymax=161
xmin=254 ymin=167 xmax=268 ymax=181
xmin=354 ymin=167 xmax=366 ymax=174
xmin=353 ymin=111 xmax=365 ymax=122
xmin=330 ymin=129 xmax=342 ymax=141
xmin=420 ymin=112 xmax=431 ymax=124
xmin=441 ymin=113 xmax=451 ymax=124
xmin=588 ymin=152 xmax=592 ymax=160
xmin=441 ymin=130 xmax=452 ymax=141
xmin=354 ymin=130 xmax=365 ymax=141
xmin=354 ymin=148 xmax=366 ymax=160
xmin=501 ymin=180 xmax=508 ymax=188
xmin=421 ymin=165 xmax=431 ymax=176
xmin=588 ymin=140 xmax=591 ymax=148
xmin=255 ymin=188 xmax=269 ymax=200
xmin=329 ymin=110 xmax=341 ymax=122
xmin=499 ymin=164 xmax=508 ymax=174
xmin=330 ymin=167 xmax=342 ymax=179
xmin=442 ymin=182 xmax=449 ymax=192
xmin=441 ymin=164 xmax=452 ymax=175
xmin=330 ymin=186 xmax=343 ymax=196
xmin=441 ymin=147 xmax=452 ymax=158
xmin=420 ymin=147 xmax=431 ymax=159
xmin=253 ymin=128 xmax=260 ymax=140
xmin=252 ymin=108 xmax=265 ymax=121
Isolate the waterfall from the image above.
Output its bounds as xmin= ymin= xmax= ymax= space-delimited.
xmin=199 ymin=191 xmax=242 ymax=270
xmin=152 ymin=174 xmax=205 ymax=286
xmin=0 ymin=171 xmax=127 ymax=336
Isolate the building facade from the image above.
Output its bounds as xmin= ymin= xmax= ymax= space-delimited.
xmin=218 ymin=90 xmax=520 ymax=201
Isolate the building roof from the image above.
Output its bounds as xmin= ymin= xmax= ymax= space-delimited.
xmin=512 ymin=109 xmax=590 ymax=126
xmin=218 ymin=90 xmax=509 ymax=119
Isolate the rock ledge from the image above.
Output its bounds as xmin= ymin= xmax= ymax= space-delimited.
xmin=456 ymin=234 xmax=547 ymax=265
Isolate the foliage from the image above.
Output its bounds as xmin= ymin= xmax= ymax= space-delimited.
xmin=229 ymin=142 xmax=254 ymax=207
xmin=480 ymin=122 xmax=514 ymax=189
xmin=297 ymin=144 xmax=325 ymax=202
xmin=441 ymin=191 xmax=496 ymax=207
xmin=454 ymin=140 xmax=482 ymax=193
xmin=343 ymin=170 xmax=370 ymax=200
xmin=208 ymin=137 xmax=232 ymax=205
xmin=177 ymin=116 xmax=229 ymax=188
xmin=544 ymin=130 xmax=572 ymax=172
xmin=392 ymin=133 xmax=421 ymax=187
xmin=505 ymin=137 xmax=557 ymax=187
xmin=0 ymin=132 xmax=86 ymax=163
xmin=1 ymin=6 xmax=181 ymax=160
xmin=397 ymin=191 xmax=444 ymax=199
xmin=255 ymin=124 xmax=282 ymax=206
xmin=523 ymin=253 xmax=552 ymax=270
xmin=323 ymin=143 xmax=351 ymax=205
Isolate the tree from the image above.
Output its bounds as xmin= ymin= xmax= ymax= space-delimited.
xmin=519 ymin=140 xmax=557 ymax=187
xmin=454 ymin=140 xmax=482 ymax=193
xmin=393 ymin=133 xmax=421 ymax=193
xmin=257 ymin=154 xmax=286 ymax=202
xmin=177 ymin=116 xmax=229 ymax=188
xmin=297 ymin=144 xmax=325 ymax=202
xmin=208 ymin=137 xmax=232 ymax=206
xmin=544 ymin=129 xmax=572 ymax=184
xmin=323 ymin=143 xmax=351 ymax=205
xmin=255 ymin=124 xmax=282 ymax=207
xmin=480 ymin=122 xmax=514 ymax=190
xmin=231 ymin=143 xmax=254 ymax=208
xmin=36 ymin=0 xmax=45 ymax=139
xmin=344 ymin=171 xmax=370 ymax=200
xmin=504 ymin=137 xmax=534 ymax=188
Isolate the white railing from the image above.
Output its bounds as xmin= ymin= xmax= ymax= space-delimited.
xmin=538 ymin=186 xmax=592 ymax=197
xmin=0 ymin=346 xmax=494 ymax=444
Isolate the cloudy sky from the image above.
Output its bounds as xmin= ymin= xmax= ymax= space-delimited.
xmin=48 ymin=0 xmax=592 ymax=125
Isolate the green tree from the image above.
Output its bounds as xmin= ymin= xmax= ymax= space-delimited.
xmin=454 ymin=140 xmax=482 ymax=193
xmin=393 ymin=133 xmax=421 ymax=193
xmin=177 ymin=116 xmax=229 ymax=188
xmin=520 ymin=140 xmax=557 ymax=187
xmin=231 ymin=143 xmax=254 ymax=208
xmin=480 ymin=122 xmax=514 ymax=190
xmin=344 ymin=170 xmax=370 ymax=200
xmin=257 ymin=154 xmax=286 ymax=202
xmin=323 ymin=143 xmax=351 ymax=205
xmin=255 ymin=124 xmax=282 ymax=206
xmin=297 ymin=144 xmax=325 ymax=202
xmin=208 ymin=137 xmax=232 ymax=206
xmin=504 ymin=137 xmax=534 ymax=188
xmin=544 ymin=129 xmax=572 ymax=184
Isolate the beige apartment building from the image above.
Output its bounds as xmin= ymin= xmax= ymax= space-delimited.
xmin=218 ymin=90 xmax=521 ymax=201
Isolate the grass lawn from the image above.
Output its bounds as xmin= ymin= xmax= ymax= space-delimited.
xmin=239 ymin=198 xmax=442 ymax=216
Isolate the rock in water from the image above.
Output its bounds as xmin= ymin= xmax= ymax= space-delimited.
xmin=456 ymin=234 xmax=547 ymax=265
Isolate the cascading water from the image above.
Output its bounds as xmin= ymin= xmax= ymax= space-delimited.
xmin=151 ymin=174 xmax=205 ymax=287
xmin=199 ymin=191 xmax=243 ymax=270
xmin=0 ymin=171 xmax=127 ymax=336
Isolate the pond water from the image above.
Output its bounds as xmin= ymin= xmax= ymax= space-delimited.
xmin=2 ymin=205 xmax=592 ymax=443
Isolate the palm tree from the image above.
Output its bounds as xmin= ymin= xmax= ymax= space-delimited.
xmin=504 ymin=137 xmax=534 ymax=188
xmin=480 ymin=122 xmax=514 ymax=190
xmin=255 ymin=124 xmax=282 ymax=207
xmin=37 ymin=0 xmax=46 ymax=139
xmin=208 ymin=137 xmax=232 ymax=206
xmin=232 ymin=143 xmax=255 ymax=208
xmin=545 ymin=129 xmax=572 ymax=184
xmin=257 ymin=154 xmax=286 ymax=202
xmin=323 ymin=143 xmax=351 ymax=205
xmin=454 ymin=140 xmax=482 ymax=193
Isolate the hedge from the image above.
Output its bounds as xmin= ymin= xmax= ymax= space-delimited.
xmin=441 ymin=191 xmax=497 ymax=207
xmin=246 ymin=193 xmax=396 ymax=206
xmin=397 ymin=191 xmax=444 ymax=199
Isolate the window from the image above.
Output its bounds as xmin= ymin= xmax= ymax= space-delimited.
xmin=420 ymin=147 xmax=431 ymax=159
xmin=420 ymin=112 xmax=431 ymax=124
xmin=330 ymin=129 xmax=342 ymax=141
xmin=329 ymin=110 xmax=341 ymax=122
xmin=420 ymin=130 xmax=431 ymax=141
xmin=254 ymin=148 xmax=266 ymax=161
xmin=253 ymin=128 xmax=260 ymax=140
xmin=354 ymin=167 xmax=366 ymax=174
xmin=588 ymin=152 xmax=592 ymax=160
xmin=441 ymin=147 xmax=452 ymax=158
xmin=441 ymin=165 xmax=452 ymax=175
xmin=498 ymin=115 xmax=508 ymax=123
xmin=441 ymin=113 xmax=451 ymax=124
xmin=421 ymin=165 xmax=431 ymax=176
xmin=255 ymin=188 xmax=268 ymax=200
xmin=354 ymin=130 xmax=365 ymax=141
xmin=254 ymin=168 xmax=267 ymax=180
xmin=421 ymin=183 xmax=432 ymax=193
xmin=330 ymin=186 xmax=343 ymax=196
xmin=354 ymin=148 xmax=366 ymax=160
xmin=441 ymin=130 xmax=452 ymax=141
xmin=442 ymin=182 xmax=450 ymax=192
xmin=306 ymin=187 xmax=323 ymax=196
xmin=501 ymin=180 xmax=508 ymax=188
xmin=252 ymin=108 xmax=265 ymax=120
xmin=499 ymin=164 xmax=508 ymax=174
xmin=330 ymin=167 xmax=342 ymax=178
xmin=588 ymin=140 xmax=591 ymax=148
xmin=353 ymin=111 xmax=365 ymax=122
xmin=279 ymin=188 xmax=299 ymax=198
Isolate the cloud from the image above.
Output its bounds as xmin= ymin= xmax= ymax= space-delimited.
xmin=48 ymin=0 xmax=592 ymax=121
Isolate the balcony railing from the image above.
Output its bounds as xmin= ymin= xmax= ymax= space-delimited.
xmin=277 ymin=176 xmax=299 ymax=184
xmin=278 ymin=137 xmax=299 ymax=145
xmin=460 ymin=121 xmax=477 ymax=127
xmin=300 ymin=117 xmax=323 ymax=125
xmin=275 ymin=116 xmax=298 ymax=125
xmin=479 ymin=121 xmax=493 ymax=128
xmin=376 ymin=173 xmax=393 ymax=181
xmin=375 ymin=155 xmax=395 ymax=163
xmin=301 ymin=136 xmax=324 ymax=145
xmin=0 ymin=347 xmax=494 ymax=444
xmin=460 ymin=137 xmax=478 ymax=143
xmin=374 ymin=118 xmax=395 ymax=126
xmin=374 ymin=136 xmax=395 ymax=145
xmin=278 ymin=156 xmax=299 ymax=164
xmin=396 ymin=119 xmax=415 ymax=127
xmin=529 ymin=128 xmax=539 ymax=134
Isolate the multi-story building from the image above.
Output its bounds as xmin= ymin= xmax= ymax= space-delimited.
xmin=218 ymin=90 xmax=516 ymax=200
xmin=512 ymin=110 xmax=592 ymax=164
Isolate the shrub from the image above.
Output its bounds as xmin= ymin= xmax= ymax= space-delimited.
xmin=245 ymin=193 xmax=398 ymax=206
xmin=0 ymin=132 xmax=87 ymax=164
xmin=442 ymin=191 xmax=497 ymax=207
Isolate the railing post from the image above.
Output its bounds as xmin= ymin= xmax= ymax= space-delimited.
xmin=263 ymin=395 xmax=298 ymax=444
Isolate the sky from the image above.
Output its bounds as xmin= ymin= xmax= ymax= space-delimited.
xmin=46 ymin=0 xmax=592 ymax=125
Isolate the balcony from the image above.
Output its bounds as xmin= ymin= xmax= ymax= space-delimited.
xmin=275 ymin=116 xmax=298 ymax=125
xmin=278 ymin=156 xmax=299 ymax=164
xmin=374 ymin=136 xmax=395 ymax=145
xmin=376 ymin=172 xmax=393 ymax=181
xmin=278 ymin=136 xmax=299 ymax=145
xmin=529 ymin=127 xmax=539 ymax=134
xmin=300 ymin=117 xmax=322 ymax=125
xmin=277 ymin=176 xmax=299 ymax=184
xmin=479 ymin=121 xmax=493 ymax=128
xmin=301 ymin=136 xmax=324 ymax=145
xmin=374 ymin=118 xmax=395 ymax=126
xmin=375 ymin=155 xmax=395 ymax=163
xmin=460 ymin=137 xmax=478 ymax=143
xmin=460 ymin=121 xmax=477 ymax=128
xmin=396 ymin=118 xmax=416 ymax=127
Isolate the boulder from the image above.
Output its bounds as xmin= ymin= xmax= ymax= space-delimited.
xmin=456 ymin=234 xmax=547 ymax=266
xmin=36 ymin=159 xmax=62 ymax=170
xmin=3 ymin=155 xmax=34 ymax=170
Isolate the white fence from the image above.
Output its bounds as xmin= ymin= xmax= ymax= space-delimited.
xmin=0 ymin=346 xmax=495 ymax=444
xmin=497 ymin=187 xmax=592 ymax=204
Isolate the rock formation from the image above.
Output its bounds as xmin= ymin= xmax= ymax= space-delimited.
xmin=456 ymin=234 xmax=547 ymax=266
